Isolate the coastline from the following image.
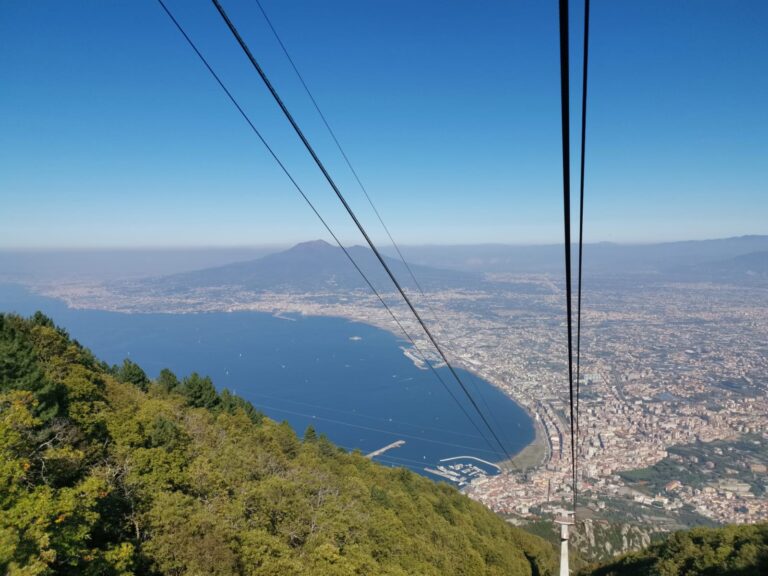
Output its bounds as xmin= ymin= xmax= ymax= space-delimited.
xmin=503 ymin=415 xmax=549 ymax=472
xmin=327 ymin=311 xmax=545 ymax=471
xmin=11 ymin=282 xmax=547 ymax=473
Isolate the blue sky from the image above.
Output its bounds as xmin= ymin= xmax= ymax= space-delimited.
xmin=1 ymin=0 xmax=766 ymax=248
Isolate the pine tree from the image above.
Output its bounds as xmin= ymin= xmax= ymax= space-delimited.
xmin=182 ymin=372 xmax=219 ymax=409
xmin=117 ymin=358 xmax=150 ymax=391
xmin=156 ymin=368 xmax=180 ymax=393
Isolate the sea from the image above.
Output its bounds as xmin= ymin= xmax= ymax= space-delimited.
xmin=0 ymin=283 xmax=534 ymax=479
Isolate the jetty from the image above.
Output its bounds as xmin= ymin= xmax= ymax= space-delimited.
xmin=366 ymin=440 xmax=405 ymax=459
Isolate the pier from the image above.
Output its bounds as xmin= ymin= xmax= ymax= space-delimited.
xmin=366 ymin=440 xmax=405 ymax=459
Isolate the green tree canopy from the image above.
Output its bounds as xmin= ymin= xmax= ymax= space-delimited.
xmin=0 ymin=314 xmax=63 ymax=421
xmin=181 ymin=372 xmax=219 ymax=409
xmin=116 ymin=358 xmax=150 ymax=391
xmin=0 ymin=312 xmax=558 ymax=576
xmin=156 ymin=368 xmax=180 ymax=393
xmin=583 ymin=523 xmax=768 ymax=576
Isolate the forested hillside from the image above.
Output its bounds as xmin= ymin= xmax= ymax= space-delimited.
xmin=0 ymin=312 xmax=556 ymax=575
xmin=581 ymin=523 xmax=768 ymax=576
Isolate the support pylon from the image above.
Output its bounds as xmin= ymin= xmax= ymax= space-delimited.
xmin=554 ymin=511 xmax=575 ymax=576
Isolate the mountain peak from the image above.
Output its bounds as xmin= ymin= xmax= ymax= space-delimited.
xmin=289 ymin=239 xmax=336 ymax=252
xmin=153 ymin=239 xmax=479 ymax=292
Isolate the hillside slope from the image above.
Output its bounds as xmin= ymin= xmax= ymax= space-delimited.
xmin=0 ymin=312 xmax=555 ymax=575
xmin=582 ymin=523 xmax=768 ymax=576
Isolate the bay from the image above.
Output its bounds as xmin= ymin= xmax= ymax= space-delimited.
xmin=0 ymin=284 xmax=534 ymax=480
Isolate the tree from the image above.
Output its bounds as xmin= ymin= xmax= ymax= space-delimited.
xmin=303 ymin=425 xmax=318 ymax=442
xmin=156 ymin=368 xmax=180 ymax=393
xmin=219 ymin=388 xmax=263 ymax=424
xmin=0 ymin=314 xmax=63 ymax=421
xmin=30 ymin=311 xmax=55 ymax=328
xmin=116 ymin=359 xmax=149 ymax=391
xmin=181 ymin=373 xmax=219 ymax=409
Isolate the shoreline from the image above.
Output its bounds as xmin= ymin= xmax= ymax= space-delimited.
xmin=502 ymin=414 xmax=549 ymax=472
xmin=10 ymin=282 xmax=548 ymax=473
xmin=480 ymin=374 xmax=550 ymax=473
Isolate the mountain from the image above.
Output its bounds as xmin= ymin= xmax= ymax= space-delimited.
xmin=672 ymin=251 xmax=768 ymax=285
xmin=5 ymin=236 xmax=767 ymax=288
xmin=581 ymin=523 xmax=768 ymax=576
xmin=0 ymin=312 xmax=556 ymax=575
xmin=148 ymin=239 xmax=482 ymax=293
xmin=391 ymin=236 xmax=768 ymax=279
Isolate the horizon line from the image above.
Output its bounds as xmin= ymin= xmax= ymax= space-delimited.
xmin=1 ymin=233 xmax=766 ymax=252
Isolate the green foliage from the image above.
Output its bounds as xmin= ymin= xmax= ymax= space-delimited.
xmin=30 ymin=311 xmax=56 ymax=329
xmin=155 ymin=368 xmax=180 ymax=393
xmin=303 ymin=425 xmax=318 ymax=442
xmin=0 ymin=314 xmax=64 ymax=421
xmin=116 ymin=359 xmax=149 ymax=392
xmin=180 ymin=372 xmax=219 ymax=409
xmin=219 ymin=388 xmax=263 ymax=424
xmin=621 ymin=436 xmax=768 ymax=498
xmin=584 ymin=523 xmax=768 ymax=576
xmin=0 ymin=312 xmax=558 ymax=575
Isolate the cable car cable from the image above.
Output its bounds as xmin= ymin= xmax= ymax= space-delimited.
xmin=155 ymin=0 xmax=500 ymax=456
xmin=251 ymin=0 xmax=517 ymax=456
xmin=558 ymin=0 xmax=578 ymax=514
xmin=575 ymin=0 xmax=589 ymax=453
xmin=210 ymin=0 xmax=513 ymax=461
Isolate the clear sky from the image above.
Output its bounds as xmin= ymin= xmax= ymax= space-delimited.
xmin=1 ymin=0 xmax=766 ymax=248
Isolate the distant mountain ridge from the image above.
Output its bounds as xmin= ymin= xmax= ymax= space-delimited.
xmin=378 ymin=235 xmax=768 ymax=287
xmin=391 ymin=235 xmax=768 ymax=277
xmin=672 ymin=250 xmax=768 ymax=284
xmin=150 ymin=239 xmax=482 ymax=293
xmin=132 ymin=236 xmax=768 ymax=293
xmin=3 ymin=235 xmax=766 ymax=287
